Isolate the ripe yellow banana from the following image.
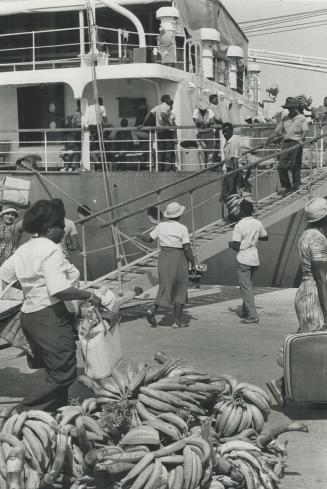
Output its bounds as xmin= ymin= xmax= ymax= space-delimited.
xmin=155 ymin=439 xmax=186 ymax=457
xmin=143 ymin=419 xmax=182 ymax=441
xmin=247 ymin=403 xmax=265 ymax=433
xmin=242 ymin=388 xmax=270 ymax=418
xmin=143 ymin=458 xmax=162 ymax=489
xmin=183 ymin=445 xmax=193 ymax=489
xmin=219 ymin=440 xmax=261 ymax=457
xmin=24 ymin=420 xmax=49 ymax=450
xmin=185 ymin=437 xmax=211 ymax=464
xmin=128 ymin=462 xmax=154 ymax=489
xmin=121 ymin=452 xmax=155 ymax=486
xmin=134 ymin=402 xmax=156 ymax=421
xmin=157 ymin=413 xmax=188 ymax=434
xmin=138 ymin=393 xmax=179 ymax=414
xmin=12 ymin=412 xmax=28 ymax=437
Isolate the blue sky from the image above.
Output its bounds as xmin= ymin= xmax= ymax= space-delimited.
xmin=222 ymin=0 xmax=327 ymax=112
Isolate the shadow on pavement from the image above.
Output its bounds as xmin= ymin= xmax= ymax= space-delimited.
xmin=272 ymin=402 xmax=327 ymax=420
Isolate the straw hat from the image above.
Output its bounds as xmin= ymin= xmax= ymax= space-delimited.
xmin=1 ymin=206 xmax=18 ymax=217
xmin=164 ymin=202 xmax=185 ymax=219
xmin=304 ymin=198 xmax=327 ymax=223
xmin=281 ymin=97 xmax=299 ymax=109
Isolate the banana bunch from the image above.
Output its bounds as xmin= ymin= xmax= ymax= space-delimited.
xmin=225 ymin=194 xmax=242 ymax=217
xmin=214 ymin=378 xmax=272 ymax=438
xmin=93 ymin=434 xmax=211 ymax=489
xmin=217 ymin=439 xmax=282 ymax=489
xmin=225 ymin=192 xmax=256 ymax=218
xmin=57 ymin=404 xmax=108 ymax=444
xmin=0 ymin=409 xmax=58 ymax=479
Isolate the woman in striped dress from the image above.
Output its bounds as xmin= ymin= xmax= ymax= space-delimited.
xmin=295 ymin=198 xmax=327 ymax=331
xmin=141 ymin=202 xmax=196 ymax=328
xmin=267 ymin=198 xmax=327 ymax=405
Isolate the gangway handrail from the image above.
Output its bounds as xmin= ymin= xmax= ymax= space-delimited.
xmin=76 ymin=131 xmax=327 ymax=227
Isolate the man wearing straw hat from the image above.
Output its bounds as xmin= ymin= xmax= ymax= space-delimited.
xmin=266 ymin=97 xmax=308 ymax=196
xmin=140 ymin=202 xmax=196 ymax=328
xmin=0 ymin=206 xmax=23 ymax=266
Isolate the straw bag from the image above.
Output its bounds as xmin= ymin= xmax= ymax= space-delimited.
xmin=78 ymin=307 xmax=122 ymax=380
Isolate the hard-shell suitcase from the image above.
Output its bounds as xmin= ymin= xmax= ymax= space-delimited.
xmin=283 ymin=331 xmax=327 ymax=402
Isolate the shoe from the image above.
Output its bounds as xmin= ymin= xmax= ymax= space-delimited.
xmin=266 ymin=380 xmax=284 ymax=407
xmin=277 ymin=187 xmax=292 ymax=196
xmin=172 ymin=323 xmax=189 ymax=329
xmin=241 ymin=317 xmax=259 ymax=324
xmin=145 ymin=309 xmax=157 ymax=327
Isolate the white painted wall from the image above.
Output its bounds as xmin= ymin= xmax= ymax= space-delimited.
xmin=0 ymin=87 xmax=19 ymax=163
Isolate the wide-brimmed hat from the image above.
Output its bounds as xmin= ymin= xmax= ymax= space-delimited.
xmin=197 ymin=101 xmax=209 ymax=111
xmin=304 ymin=198 xmax=327 ymax=223
xmin=1 ymin=206 xmax=18 ymax=217
xmin=164 ymin=202 xmax=185 ymax=218
xmin=281 ymin=97 xmax=299 ymax=109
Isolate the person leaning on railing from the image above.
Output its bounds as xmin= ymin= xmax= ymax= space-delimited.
xmin=265 ymin=97 xmax=309 ymax=197
xmin=0 ymin=199 xmax=102 ymax=412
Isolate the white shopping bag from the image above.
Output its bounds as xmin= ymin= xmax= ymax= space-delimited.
xmin=78 ymin=306 xmax=122 ymax=380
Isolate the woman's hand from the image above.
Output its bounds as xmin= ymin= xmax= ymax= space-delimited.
xmin=88 ymin=292 xmax=102 ymax=308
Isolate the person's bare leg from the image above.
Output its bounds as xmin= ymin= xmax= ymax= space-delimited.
xmin=173 ymin=303 xmax=184 ymax=328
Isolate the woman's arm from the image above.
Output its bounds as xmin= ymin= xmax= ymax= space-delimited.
xmin=53 ymin=287 xmax=102 ymax=307
xmin=312 ymin=260 xmax=327 ymax=324
xmin=182 ymin=243 xmax=196 ymax=269
xmin=140 ymin=232 xmax=154 ymax=243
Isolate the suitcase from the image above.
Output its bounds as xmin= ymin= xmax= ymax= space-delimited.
xmin=283 ymin=331 xmax=327 ymax=402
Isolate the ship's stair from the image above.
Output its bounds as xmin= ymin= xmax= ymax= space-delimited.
xmin=81 ymin=137 xmax=327 ymax=299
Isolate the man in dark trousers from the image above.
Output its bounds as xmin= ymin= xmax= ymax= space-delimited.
xmin=266 ymin=97 xmax=308 ymax=196
xmin=229 ymin=200 xmax=268 ymax=324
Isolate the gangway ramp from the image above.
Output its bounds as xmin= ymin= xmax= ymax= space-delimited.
xmin=78 ymin=135 xmax=327 ymax=297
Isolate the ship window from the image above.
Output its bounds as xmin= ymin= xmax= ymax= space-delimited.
xmin=117 ymin=97 xmax=146 ymax=118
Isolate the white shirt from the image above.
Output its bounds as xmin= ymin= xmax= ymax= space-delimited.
xmin=232 ymin=216 xmax=267 ymax=266
xmin=151 ymin=102 xmax=172 ymax=127
xmin=223 ymin=135 xmax=250 ymax=168
xmin=61 ymin=218 xmax=78 ymax=254
xmin=84 ymin=104 xmax=107 ymax=126
xmin=149 ymin=221 xmax=190 ymax=248
xmin=192 ymin=108 xmax=215 ymax=123
xmin=0 ymin=237 xmax=80 ymax=313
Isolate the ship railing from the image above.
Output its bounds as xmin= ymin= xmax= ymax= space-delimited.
xmin=71 ymin=130 xmax=327 ymax=283
xmin=0 ymin=124 xmax=325 ymax=174
xmin=0 ymin=24 xmax=186 ymax=72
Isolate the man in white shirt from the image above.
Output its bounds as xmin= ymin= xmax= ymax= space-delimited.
xmin=193 ymin=101 xmax=215 ymax=167
xmin=141 ymin=95 xmax=176 ymax=171
xmin=221 ymin=122 xmax=251 ymax=210
xmin=229 ymin=200 xmax=268 ymax=324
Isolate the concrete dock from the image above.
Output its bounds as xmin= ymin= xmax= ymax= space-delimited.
xmin=0 ymin=285 xmax=326 ymax=489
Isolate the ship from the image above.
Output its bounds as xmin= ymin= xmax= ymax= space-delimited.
xmin=0 ymin=0 xmax=325 ymax=289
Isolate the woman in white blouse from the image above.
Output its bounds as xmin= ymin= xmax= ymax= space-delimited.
xmin=141 ymin=202 xmax=195 ymax=328
xmin=0 ymin=199 xmax=102 ymax=412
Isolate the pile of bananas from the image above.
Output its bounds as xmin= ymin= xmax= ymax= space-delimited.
xmin=225 ymin=193 xmax=256 ymax=219
xmin=0 ymin=353 xmax=309 ymax=489
xmin=214 ymin=376 xmax=271 ymax=437
xmin=0 ymin=409 xmax=62 ymax=489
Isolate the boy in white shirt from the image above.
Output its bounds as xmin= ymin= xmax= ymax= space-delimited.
xmin=229 ymin=200 xmax=268 ymax=323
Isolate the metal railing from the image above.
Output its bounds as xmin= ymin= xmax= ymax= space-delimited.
xmin=0 ymin=24 xmax=187 ymax=72
xmin=68 ymin=131 xmax=327 ymax=283
xmin=0 ymin=123 xmax=325 ymax=173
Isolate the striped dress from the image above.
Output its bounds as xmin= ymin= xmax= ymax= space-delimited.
xmin=295 ymin=228 xmax=327 ymax=332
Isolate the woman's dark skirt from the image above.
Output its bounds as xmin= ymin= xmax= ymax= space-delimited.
xmin=155 ymin=247 xmax=188 ymax=307
xmin=18 ymin=301 xmax=77 ymax=412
